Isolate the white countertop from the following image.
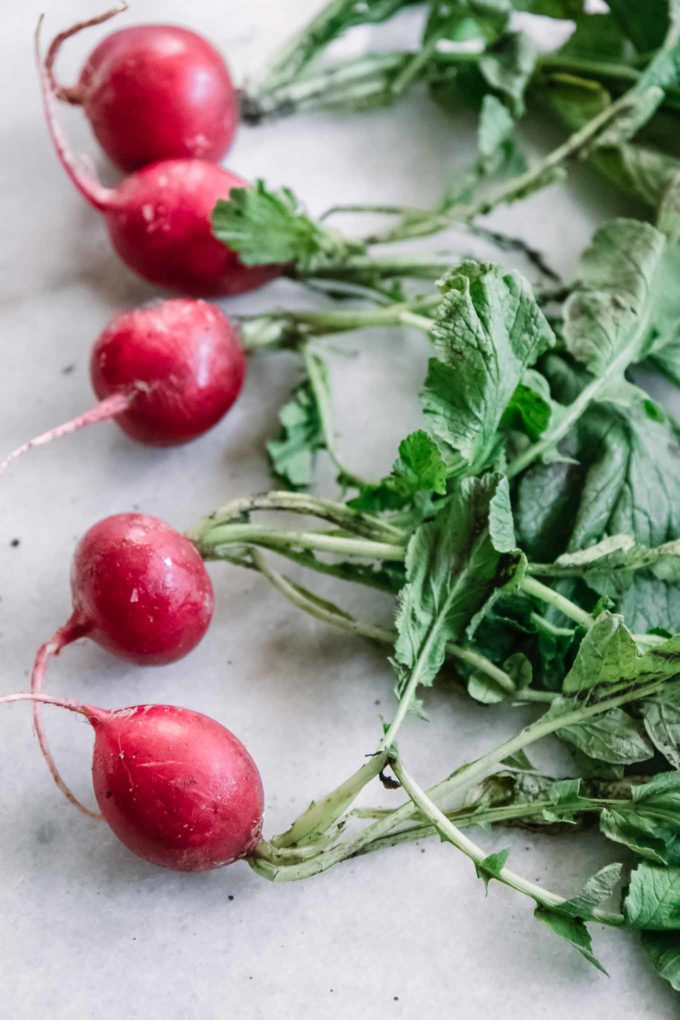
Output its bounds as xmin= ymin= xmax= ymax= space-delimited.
xmin=0 ymin=2 xmax=677 ymax=1017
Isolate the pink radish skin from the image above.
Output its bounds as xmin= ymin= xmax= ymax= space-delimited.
xmin=0 ymin=299 xmax=246 ymax=475
xmin=49 ymin=7 xmax=239 ymax=171
xmin=1 ymin=694 xmax=264 ymax=872
xmin=31 ymin=513 xmax=214 ymax=818
xmin=38 ymin=16 xmax=279 ymax=296
xmin=91 ymin=299 xmax=246 ymax=444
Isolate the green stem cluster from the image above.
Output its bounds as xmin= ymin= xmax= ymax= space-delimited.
xmin=250 ymin=661 xmax=673 ymax=883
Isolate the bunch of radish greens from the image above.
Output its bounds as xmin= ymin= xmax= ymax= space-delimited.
xmin=7 ymin=0 xmax=680 ymax=1000
xmin=194 ymin=0 xmax=680 ymax=991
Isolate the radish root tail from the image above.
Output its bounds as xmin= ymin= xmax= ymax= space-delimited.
xmin=31 ymin=618 xmax=104 ymax=820
xmin=0 ymin=391 xmax=132 ymax=478
xmin=44 ymin=2 xmax=129 ymax=104
xmin=36 ymin=13 xmax=114 ymax=211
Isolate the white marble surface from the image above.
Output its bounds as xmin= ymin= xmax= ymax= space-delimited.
xmin=0 ymin=2 xmax=678 ymax=1017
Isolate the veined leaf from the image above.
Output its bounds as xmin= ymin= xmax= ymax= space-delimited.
xmin=515 ymin=387 xmax=680 ymax=633
xmin=646 ymin=246 xmax=680 ymax=385
xmin=562 ymin=612 xmax=639 ymax=694
xmin=558 ymin=863 xmax=623 ymax=920
xmin=533 ymin=534 xmax=680 ymax=590
xmin=443 ymin=93 xmax=527 ymax=205
xmin=642 ymin=685 xmax=680 ymax=768
xmin=601 ymin=809 xmax=671 ymax=866
xmin=601 ymin=772 xmax=680 ymax=866
xmin=563 ymin=219 xmax=666 ymax=377
xmin=632 ymin=771 xmax=680 ymax=813
xmin=561 ymin=617 xmax=680 ymax=700
xmin=423 ymin=261 xmax=555 ymax=469
xmin=212 ymin=181 xmax=358 ymax=271
xmin=624 ymin=862 xmax=680 ymax=930
xmin=557 ymin=707 xmax=654 ymax=765
xmin=348 ymin=431 xmax=447 ymax=513
xmin=393 ymin=474 xmax=523 ymax=706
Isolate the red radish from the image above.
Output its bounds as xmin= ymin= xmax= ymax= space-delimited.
xmin=0 ymin=299 xmax=246 ymax=474
xmin=37 ymin=17 xmax=279 ymax=297
xmin=47 ymin=5 xmax=239 ymax=172
xmin=31 ymin=513 xmax=214 ymax=818
xmin=1 ymin=694 xmax=264 ymax=872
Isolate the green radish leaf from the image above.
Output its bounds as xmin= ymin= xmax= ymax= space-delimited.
xmin=466 ymin=652 xmax=530 ymax=704
xmin=534 ymin=909 xmax=607 ymax=974
xmin=467 ymin=672 xmax=508 ymax=704
xmin=548 ymin=778 xmax=582 ymax=805
xmin=561 ymin=611 xmax=680 ymax=698
xmin=541 ymin=778 xmax=584 ymax=821
xmin=645 ymin=246 xmax=680 ymax=385
xmin=632 ymin=772 xmax=680 ymax=814
xmin=393 ymin=474 xmax=523 ymax=708
xmin=641 ymin=931 xmax=680 ymax=991
xmin=657 ymin=169 xmax=680 ymax=245
xmin=213 ymin=181 xmax=358 ymax=270
xmin=443 ymin=94 xmax=526 ymax=204
xmin=624 ymin=862 xmax=680 ymax=930
xmin=600 ymin=772 xmax=680 ymax=866
xmin=533 ymin=534 xmax=680 ymax=589
xmin=348 ymin=431 xmax=447 ymax=513
xmin=563 ymin=219 xmax=666 ymax=377
xmin=595 ymin=145 xmax=680 ymax=208
xmin=569 ymin=404 xmax=680 ymax=564
xmin=556 ymin=708 xmax=655 ymax=765
xmin=547 ymin=626 xmax=680 ymax=762
xmin=600 ymin=809 xmax=671 ymax=866
xmin=515 ymin=383 xmax=680 ymax=633
xmin=478 ymin=32 xmax=538 ymax=116
xmin=422 ymin=261 xmax=555 ymax=469
xmin=267 ymin=354 xmax=329 ymax=488
xmin=562 ymin=612 xmax=639 ymax=694
xmin=500 ymin=373 xmax=553 ymax=441
xmin=558 ymin=863 xmax=623 ymax=920
xmin=641 ymin=685 xmax=680 ymax=768
xmin=392 ymin=431 xmax=448 ymax=496
xmin=475 ymin=847 xmax=510 ymax=891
